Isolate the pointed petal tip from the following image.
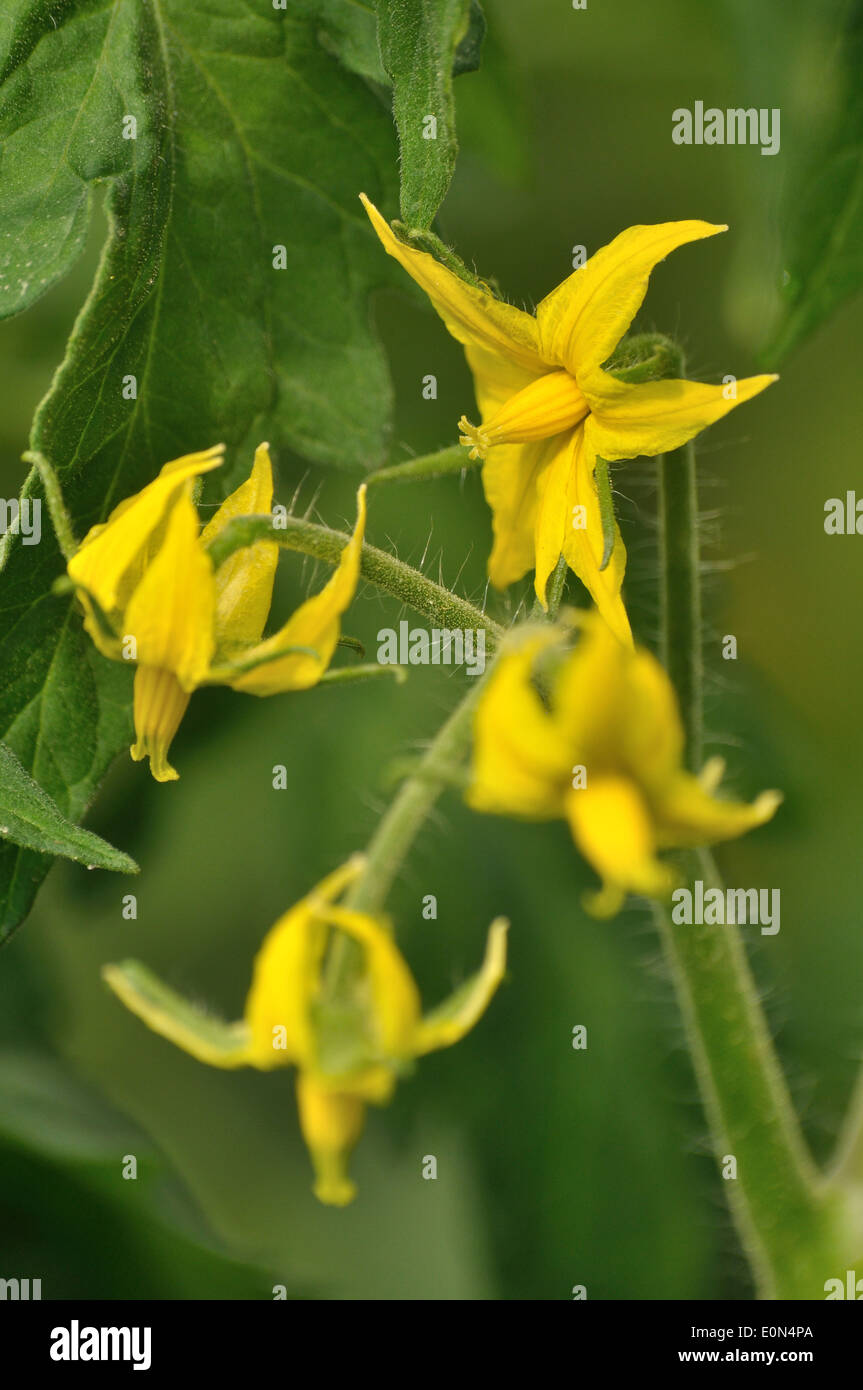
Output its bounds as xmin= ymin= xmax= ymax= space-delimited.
xmin=754 ymin=789 xmax=783 ymax=821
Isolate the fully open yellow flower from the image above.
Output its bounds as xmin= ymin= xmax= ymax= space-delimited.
xmin=103 ymin=857 xmax=508 ymax=1205
xmin=467 ymin=618 xmax=781 ymax=916
xmin=361 ymin=195 xmax=776 ymax=645
xmin=67 ymin=444 xmax=366 ymax=781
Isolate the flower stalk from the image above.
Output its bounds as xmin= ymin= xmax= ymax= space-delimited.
xmin=207 ymin=512 xmax=503 ymax=646
xmin=658 ymin=432 xmax=703 ymax=772
xmin=325 ymin=660 xmax=494 ymax=995
xmin=653 ymin=400 xmax=852 ymax=1298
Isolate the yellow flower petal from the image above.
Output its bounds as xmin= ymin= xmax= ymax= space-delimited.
xmin=228 ymin=485 xmax=366 ymax=694
xmin=67 ymin=445 xmax=224 ymax=618
xmin=101 ymin=961 xmax=252 ymax=1068
xmin=243 ymin=857 xmax=365 ymax=1069
xmin=534 ymin=423 xmax=632 ymax=646
xmin=295 ymin=1073 xmax=365 ymax=1207
xmin=585 ymin=370 xmax=778 ymax=462
xmin=201 ymin=443 xmax=278 ymax=651
xmin=536 ymin=221 xmax=726 ymax=377
xmin=483 ymin=437 xmax=554 ymax=590
xmin=467 ymin=630 xmax=570 ymax=818
xmin=122 ymin=489 xmax=216 ymax=690
xmin=130 ymin=665 xmax=191 ymax=782
xmin=360 ymin=194 xmax=546 ymax=376
xmin=414 ymin=918 xmax=508 ymax=1055
xmin=323 ymin=904 xmax=422 ymax=1058
xmin=652 ymin=775 xmax=782 ymax=849
xmin=564 ymin=775 xmax=675 ymax=913
xmin=618 ymin=649 xmax=685 ymax=785
xmin=551 ymin=612 xmax=631 ymax=758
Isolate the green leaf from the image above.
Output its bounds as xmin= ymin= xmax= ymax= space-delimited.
xmin=297 ymin=0 xmax=388 ymax=85
xmin=0 ymin=740 xmax=137 ymax=877
xmin=376 ymin=0 xmax=483 ymax=229
xmin=0 ymin=0 xmax=401 ymax=937
xmin=765 ymin=0 xmax=863 ymax=361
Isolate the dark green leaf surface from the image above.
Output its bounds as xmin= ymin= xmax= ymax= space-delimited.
xmin=376 ymin=0 xmax=479 ymax=228
xmin=0 ymin=739 xmax=137 ymax=874
xmin=0 ymin=0 xmax=400 ymax=936
xmin=298 ymin=0 xmax=387 ymax=84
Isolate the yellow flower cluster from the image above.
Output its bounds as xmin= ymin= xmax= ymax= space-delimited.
xmin=69 ymin=198 xmax=781 ymax=1204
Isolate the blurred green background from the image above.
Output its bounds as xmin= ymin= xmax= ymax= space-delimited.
xmin=1 ymin=0 xmax=861 ymax=1299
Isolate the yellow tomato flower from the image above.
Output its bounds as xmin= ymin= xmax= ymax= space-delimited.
xmin=102 ymin=857 xmax=508 ymax=1206
xmin=361 ymin=195 xmax=776 ymax=645
xmin=467 ymin=617 xmax=781 ymax=917
xmin=67 ymin=444 xmax=366 ymax=781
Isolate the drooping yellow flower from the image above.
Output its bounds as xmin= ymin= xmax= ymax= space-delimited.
xmin=467 ymin=617 xmax=781 ymax=917
xmin=67 ymin=444 xmax=366 ymax=781
xmin=102 ymin=857 xmax=508 ymax=1206
xmin=361 ymin=195 xmax=776 ymax=645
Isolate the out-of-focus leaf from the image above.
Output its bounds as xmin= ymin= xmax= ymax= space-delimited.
xmin=766 ymin=1 xmax=863 ymax=360
xmin=0 ymin=0 xmax=400 ymax=937
xmin=376 ymin=0 xmax=483 ymax=228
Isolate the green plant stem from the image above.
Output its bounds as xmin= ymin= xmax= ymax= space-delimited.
xmin=657 ymin=437 xmax=702 ymax=771
xmin=366 ymin=444 xmax=475 ymax=487
xmin=653 ymin=404 xmax=850 ymax=1298
xmin=208 ymin=513 xmax=503 ymax=645
xmin=20 ymin=450 xmax=78 ymax=562
xmin=829 ymin=1066 xmax=863 ymax=1203
xmin=325 ymin=664 xmax=492 ymax=995
xmin=653 ymin=853 xmax=844 ymax=1298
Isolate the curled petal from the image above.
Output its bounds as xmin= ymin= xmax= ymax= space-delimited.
xmin=414 ymin=919 xmax=509 ymax=1055
xmin=652 ymin=775 xmax=782 ymax=849
xmin=202 ymin=443 xmax=278 ymax=651
xmin=228 ymin=486 xmax=367 ymax=694
xmin=322 ymin=904 xmax=422 ymax=1058
xmin=244 ymin=857 xmax=366 ymax=1068
xmin=101 ymin=961 xmax=252 ymax=1068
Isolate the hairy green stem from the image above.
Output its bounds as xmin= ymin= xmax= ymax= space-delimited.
xmin=346 ymin=675 xmax=488 ymax=918
xmin=654 ymin=394 xmax=850 ymax=1298
xmin=653 ymin=853 xmax=844 ymax=1298
xmin=325 ymin=664 xmax=492 ymax=994
xmin=20 ymin=450 xmax=78 ymax=562
xmin=657 ymin=437 xmax=703 ymax=772
xmin=208 ymin=513 xmax=503 ymax=645
xmin=829 ymin=1065 xmax=863 ymax=1208
xmin=366 ymin=444 xmax=475 ymax=487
